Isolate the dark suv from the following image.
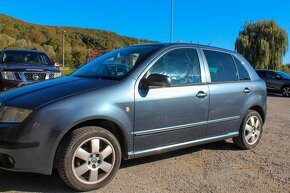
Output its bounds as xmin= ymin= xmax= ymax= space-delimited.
xmin=256 ymin=69 xmax=290 ymax=97
xmin=0 ymin=49 xmax=62 ymax=91
xmin=0 ymin=44 xmax=267 ymax=191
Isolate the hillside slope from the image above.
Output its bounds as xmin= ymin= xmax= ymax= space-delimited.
xmin=0 ymin=14 xmax=152 ymax=67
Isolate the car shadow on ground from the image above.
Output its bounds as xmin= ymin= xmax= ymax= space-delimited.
xmin=121 ymin=140 xmax=240 ymax=169
xmin=267 ymin=93 xmax=284 ymax=98
xmin=0 ymin=140 xmax=240 ymax=192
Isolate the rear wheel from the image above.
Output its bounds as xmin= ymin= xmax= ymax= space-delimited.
xmin=233 ymin=110 xmax=263 ymax=149
xmin=281 ymin=86 xmax=290 ymax=97
xmin=57 ymin=126 xmax=121 ymax=191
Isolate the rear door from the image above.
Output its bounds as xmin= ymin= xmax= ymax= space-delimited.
xmin=202 ymin=49 xmax=252 ymax=137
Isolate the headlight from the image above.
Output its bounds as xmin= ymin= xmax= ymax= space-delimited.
xmin=1 ymin=71 xmax=16 ymax=80
xmin=0 ymin=106 xmax=32 ymax=123
xmin=53 ymin=72 xmax=62 ymax=78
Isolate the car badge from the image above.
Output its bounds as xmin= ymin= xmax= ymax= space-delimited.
xmin=32 ymin=74 xmax=39 ymax=81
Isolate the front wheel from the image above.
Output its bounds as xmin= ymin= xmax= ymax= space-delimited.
xmin=282 ymin=86 xmax=290 ymax=97
xmin=233 ymin=110 xmax=263 ymax=149
xmin=57 ymin=126 xmax=121 ymax=191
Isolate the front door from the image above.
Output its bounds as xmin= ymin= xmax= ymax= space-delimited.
xmin=265 ymin=71 xmax=283 ymax=92
xmin=133 ymin=48 xmax=209 ymax=152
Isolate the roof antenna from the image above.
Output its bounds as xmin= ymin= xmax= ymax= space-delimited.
xmin=208 ymin=39 xmax=213 ymax=46
xmin=208 ymin=32 xmax=218 ymax=46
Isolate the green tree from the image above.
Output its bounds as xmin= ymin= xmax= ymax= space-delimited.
xmin=235 ymin=20 xmax=288 ymax=70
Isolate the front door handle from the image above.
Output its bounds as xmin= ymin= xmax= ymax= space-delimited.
xmin=243 ymin=87 xmax=251 ymax=94
xmin=196 ymin=91 xmax=208 ymax=98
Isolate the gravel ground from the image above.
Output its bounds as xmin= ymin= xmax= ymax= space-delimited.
xmin=0 ymin=95 xmax=289 ymax=193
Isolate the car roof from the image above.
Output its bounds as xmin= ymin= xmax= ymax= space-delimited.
xmin=1 ymin=48 xmax=44 ymax=54
xmin=129 ymin=43 xmax=237 ymax=54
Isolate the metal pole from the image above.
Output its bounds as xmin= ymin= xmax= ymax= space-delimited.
xmin=62 ymin=30 xmax=66 ymax=68
xmin=170 ymin=0 xmax=174 ymax=43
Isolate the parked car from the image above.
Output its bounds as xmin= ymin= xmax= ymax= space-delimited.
xmin=256 ymin=69 xmax=290 ymax=97
xmin=0 ymin=44 xmax=267 ymax=191
xmin=0 ymin=49 xmax=62 ymax=91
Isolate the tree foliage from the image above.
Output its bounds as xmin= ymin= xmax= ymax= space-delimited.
xmin=0 ymin=14 xmax=152 ymax=68
xmin=235 ymin=20 xmax=288 ymax=70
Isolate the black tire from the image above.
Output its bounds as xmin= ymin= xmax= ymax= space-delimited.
xmin=281 ymin=86 xmax=290 ymax=97
xmin=233 ymin=110 xmax=263 ymax=150
xmin=56 ymin=126 xmax=121 ymax=191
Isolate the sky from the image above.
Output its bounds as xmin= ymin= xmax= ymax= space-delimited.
xmin=0 ymin=0 xmax=289 ymax=63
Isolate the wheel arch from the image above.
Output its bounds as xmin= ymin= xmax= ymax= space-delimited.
xmin=280 ymin=84 xmax=290 ymax=92
xmin=248 ymin=105 xmax=266 ymax=123
xmin=53 ymin=118 xmax=129 ymax=169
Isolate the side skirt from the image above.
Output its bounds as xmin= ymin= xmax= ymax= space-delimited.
xmin=127 ymin=132 xmax=239 ymax=159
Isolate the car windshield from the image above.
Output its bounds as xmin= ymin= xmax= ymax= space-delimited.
xmin=1 ymin=50 xmax=53 ymax=66
xmin=72 ymin=45 xmax=161 ymax=80
xmin=277 ymin=71 xmax=290 ymax=79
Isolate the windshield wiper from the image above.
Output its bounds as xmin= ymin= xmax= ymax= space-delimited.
xmin=3 ymin=62 xmax=17 ymax=64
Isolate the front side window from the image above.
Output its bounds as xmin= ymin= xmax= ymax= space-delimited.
xmin=277 ymin=71 xmax=290 ymax=79
xmin=234 ymin=57 xmax=250 ymax=80
xmin=148 ymin=48 xmax=201 ymax=86
xmin=204 ymin=50 xmax=238 ymax=82
xmin=73 ymin=45 xmax=161 ymax=80
xmin=265 ymin=72 xmax=275 ymax=79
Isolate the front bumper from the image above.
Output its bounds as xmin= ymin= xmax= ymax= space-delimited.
xmin=0 ymin=71 xmax=61 ymax=91
xmin=0 ymin=119 xmax=62 ymax=175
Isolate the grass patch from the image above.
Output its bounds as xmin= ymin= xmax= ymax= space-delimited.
xmin=61 ymin=69 xmax=75 ymax=76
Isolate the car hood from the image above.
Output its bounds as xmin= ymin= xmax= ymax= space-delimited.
xmin=0 ymin=76 xmax=118 ymax=110
xmin=1 ymin=64 xmax=60 ymax=72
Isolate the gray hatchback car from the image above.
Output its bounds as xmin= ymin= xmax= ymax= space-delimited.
xmin=0 ymin=43 xmax=267 ymax=191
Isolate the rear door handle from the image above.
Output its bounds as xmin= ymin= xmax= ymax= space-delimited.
xmin=243 ymin=87 xmax=251 ymax=94
xmin=196 ymin=91 xmax=208 ymax=98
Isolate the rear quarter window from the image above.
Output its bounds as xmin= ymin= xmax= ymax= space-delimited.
xmin=233 ymin=56 xmax=250 ymax=80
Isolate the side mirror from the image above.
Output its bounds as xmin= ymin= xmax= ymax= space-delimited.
xmin=274 ymin=75 xmax=281 ymax=79
xmin=147 ymin=74 xmax=171 ymax=87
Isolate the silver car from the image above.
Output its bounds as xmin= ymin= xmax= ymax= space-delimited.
xmin=0 ymin=43 xmax=267 ymax=191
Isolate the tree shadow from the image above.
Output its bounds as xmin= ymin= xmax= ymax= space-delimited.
xmin=0 ymin=140 xmax=240 ymax=192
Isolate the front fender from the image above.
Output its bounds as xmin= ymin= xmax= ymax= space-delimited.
xmin=30 ymin=79 xmax=135 ymax=174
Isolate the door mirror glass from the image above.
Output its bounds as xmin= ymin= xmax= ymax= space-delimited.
xmin=147 ymin=74 xmax=171 ymax=87
xmin=274 ymin=74 xmax=281 ymax=79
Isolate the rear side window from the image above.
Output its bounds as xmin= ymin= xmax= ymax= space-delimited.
xmin=256 ymin=71 xmax=266 ymax=78
xmin=234 ymin=57 xmax=250 ymax=80
xmin=204 ymin=50 xmax=238 ymax=82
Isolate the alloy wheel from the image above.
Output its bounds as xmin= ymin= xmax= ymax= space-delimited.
xmin=72 ymin=137 xmax=115 ymax=185
xmin=244 ymin=116 xmax=261 ymax=145
xmin=282 ymin=87 xmax=290 ymax=97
